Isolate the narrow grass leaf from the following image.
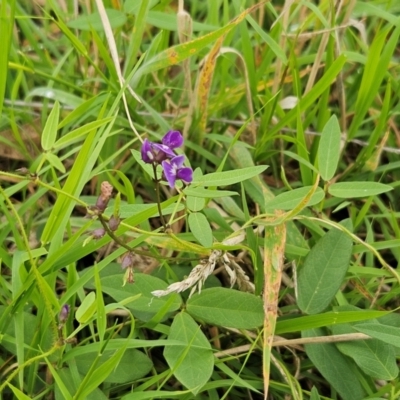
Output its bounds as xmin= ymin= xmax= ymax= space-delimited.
xmin=328 ymin=182 xmax=393 ymax=198
xmin=75 ymin=346 xmax=126 ymax=400
xmin=276 ymin=310 xmax=391 ymax=334
xmin=193 ymin=166 xmax=268 ymax=187
xmin=94 ymin=265 xmax=106 ymax=342
xmin=6 ymin=383 xmax=33 ymax=400
xmin=131 ymin=3 xmax=264 ymax=86
xmin=188 ymin=212 xmax=213 ymax=248
xmin=245 ymin=15 xmax=287 ymax=64
xmin=164 ymin=312 xmax=213 ymax=394
xmin=303 ymin=328 xmax=366 ymax=400
xmin=265 ymin=186 xmax=325 ymax=211
xmin=297 ymin=220 xmax=353 ymax=314
xmin=44 ymin=359 xmax=73 ymax=400
xmin=183 ymin=187 xmax=238 ymax=198
xmin=262 ymin=54 xmax=347 ymax=141
xmin=317 ymin=115 xmax=341 ymax=181
xmin=67 ymin=9 xmax=127 ymax=31
xmin=27 ymin=87 xmax=84 ymax=108
xmin=349 ymin=20 xmax=400 ymax=138
xmin=0 ymin=0 xmax=14 ymax=118
xmin=187 ymin=287 xmax=263 ymax=329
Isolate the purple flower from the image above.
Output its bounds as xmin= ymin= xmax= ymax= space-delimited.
xmin=161 ymin=130 xmax=183 ymax=149
xmin=141 ymin=131 xmax=184 ymax=164
xmin=59 ymin=304 xmax=70 ymax=324
xmin=162 ymin=155 xmax=193 ymax=188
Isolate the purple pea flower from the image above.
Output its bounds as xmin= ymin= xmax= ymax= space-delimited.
xmin=141 ymin=131 xmax=184 ymax=164
xmin=162 ymin=155 xmax=193 ymax=188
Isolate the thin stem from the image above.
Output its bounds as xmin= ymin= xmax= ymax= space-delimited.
xmin=152 ymin=163 xmax=167 ymax=229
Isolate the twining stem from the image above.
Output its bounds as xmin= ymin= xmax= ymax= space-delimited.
xmin=152 ymin=163 xmax=167 ymax=229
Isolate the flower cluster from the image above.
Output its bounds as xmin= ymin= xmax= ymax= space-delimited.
xmin=141 ymin=131 xmax=193 ymax=188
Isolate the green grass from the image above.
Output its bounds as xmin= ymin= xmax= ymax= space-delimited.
xmin=1 ymin=1 xmax=400 ymax=399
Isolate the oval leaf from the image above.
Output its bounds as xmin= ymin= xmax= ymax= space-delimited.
xmin=187 ymin=287 xmax=263 ymax=329
xmin=328 ymin=182 xmax=393 ymax=198
xmin=297 ymin=220 xmax=353 ymax=314
xmin=75 ymin=349 xmax=153 ymax=384
xmin=265 ymin=186 xmax=325 ymax=211
xmin=164 ymin=312 xmax=213 ymax=394
xmin=354 ymin=323 xmax=400 ymax=349
xmin=75 ymin=292 xmax=97 ymax=324
xmin=41 ymin=100 xmax=60 ymax=151
xmin=188 ymin=212 xmax=213 ymax=248
xmin=97 ymin=273 xmax=182 ymax=322
xmin=331 ymin=323 xmax=398 ymax=380
xmin=318 ymin=115 xmax=341 ymax=181
xmin=303 ymin=328 xmax=366 ymax=400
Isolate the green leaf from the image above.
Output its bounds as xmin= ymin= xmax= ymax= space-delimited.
xmin=94 ymin=265 xmax=106 ymax=342
xmin=6 ymin=383 xmax=35 ymax=400
xmin=303 ymin=328 xmax=366 ymax=400
xmin=164 ymin=312 xmax=213 ymax=394
xmin=297 ymin=220 xmax=353 ymax=314
xmin=27 ymin=87 xmax=84 ymax=108
xmin=187 ymin=288 xmax=263 ymax=329
xmin=328 ymin=181 xmax=393 ymax=198
xmin=310 ymin=386 xmax=321 ymax=400
xmin=193 ymin=166 xmax=268 ymax=187
xmin=54 ymin=118 xmax=114 ymax=150
xmin=331 ymin=323 xmax=398 ymax=380
xmin=265 ymin=186 xmax=325 ymax=211
xmin=186 ymin=195 xmax=206 ymax=212
xmin=45 ymin=153 xmax=66 ymax=173
xmin=92 ymin=273 xmax=182 ymax=322
xmin=75 ymin=349 xmax=153 ymax=384
xmin=188 ymin=212 xmax=213 ymax=248
xmin=354 ymin=323 xmax=400 ymax=349
xmin=276 ymin=310 xmax=390 ymax=335
xmin=75 ymin=292 xmax=97 ymax=324
xmin=183 ymin=187 xmax=238 ymax=198
xmin=41 ymin=100 xmax=60 ymax=151
xmin=131 ymin=3 xmax=263 ymax=85
xmin=245 ymin=15 xmax=287 ymax=64
xmin=317 ymin=114 xmax=341 ymax=181
xmin=67 ymin=9 xmax=127 ymax=31
xmin=54 ymin=368 xmax=107 ymax=400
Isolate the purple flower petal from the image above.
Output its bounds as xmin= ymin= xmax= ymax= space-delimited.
xmin=162 ymin=160 xmax=176 ymax=188
xmin=162 ymin=131 xmax=183 ymax=149
xmin=176 ymin=167 xmax=193 ymax=184
xmin=141 ymin=139 xmax=154 ymax=163
xmin=170 ymin=154 xmax=185 ymax=168
xmin=152 ymin=143 xmax=176 ymax=161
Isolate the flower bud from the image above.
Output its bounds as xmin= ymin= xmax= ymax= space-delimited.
xmin=109 ymin=215 xmax=121 ymax=231
xmin=95 ymin=181 xmax=113 ymax=212
xmin=92 ymin=228 xmax=106 ymax=239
